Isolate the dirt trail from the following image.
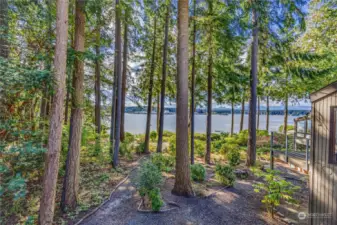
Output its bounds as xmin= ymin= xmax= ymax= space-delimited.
xmin=75 ymin=160 xmax=308 ymax=225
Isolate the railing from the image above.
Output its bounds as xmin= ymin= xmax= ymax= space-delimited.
xmin=270 ymin=131 xmax=310 ymax=172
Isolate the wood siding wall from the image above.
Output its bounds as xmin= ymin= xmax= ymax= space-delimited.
xmin=310 ymin=92 xmax=337 ymax=225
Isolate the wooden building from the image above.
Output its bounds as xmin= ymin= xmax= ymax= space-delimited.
xmin=309 ymin=81 xmax=337 ymax=225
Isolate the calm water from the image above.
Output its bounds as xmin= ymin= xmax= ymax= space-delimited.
xmin=123 ymin=114 xmax=297 ymax=134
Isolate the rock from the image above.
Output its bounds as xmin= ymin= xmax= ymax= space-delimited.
xmin=234 ymin=169 xmax=249 ymax=179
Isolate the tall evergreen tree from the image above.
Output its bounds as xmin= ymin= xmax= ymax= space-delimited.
xmin=39 ymin=0 xmax=69 ymax=223
xmin=172 ymin=0 xmax=193 ymax=197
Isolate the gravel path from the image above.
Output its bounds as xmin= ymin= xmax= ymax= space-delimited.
xmin=76 ymin=160 xmax=308 ymax=225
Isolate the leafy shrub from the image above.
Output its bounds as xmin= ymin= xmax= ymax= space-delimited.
xmin=124 ymin=132 xmax=135 ymax=143
xmin=194 ymin=133 xmax=206 ymax=141
xmin=221 ymin=143 xmax=239 ymax=155
xmin=215 ymin=164 xmax=236 ymax=187
xmin=257 ymin=130 xmax=269 ymax=136
xmin=236 ymin=130 xmax=249 ymax=146
xmin=252 ymin=168 xmax=299 ymax=217
xmin=119 ymin=142 xmax=133 ymax=159
xmin=278 ymin=125 xmax=294 ymax=133
xmin=148 ymin=188 xmax=163 ymax=211
xmin=151 ymin=153 xmax=175 ymax=172
xmin=150 ymin=131 xmax=157 ymax=142
xmin=227 ymin=150 xmax=240 ymax=166
xmin=194 ymin=140 xmax=205 ymax=157
xmin=163 ymin=130 xmax=174 ymax=137
xmin=212 ymin=140 xmax=223 ymax=152
xmin=136 ymin=161 xmax=163 ymax=211
xmin=190 ymin=164 xmax=206 ymax=182
xmin=168 ymin=135 xmax=176 ymax=154
xmin=211 ymin=133 xmax=222 ymax=141
xmin=136 ymin=142 xmax=146 ymax=154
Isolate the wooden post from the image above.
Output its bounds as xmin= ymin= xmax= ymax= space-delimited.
xmin=285 ymin=134 xmax=288 ymax=163
xmin=270 ymin=132 xmax=274 ymax=170
xmin=293 ymin=118 xmax=297 ymax=151
xmin=306 ymin=138 xmax=309 ymax=172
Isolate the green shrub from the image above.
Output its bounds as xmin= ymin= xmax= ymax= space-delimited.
xmin=221 ymin=143 xmax=239 ymax=155
xmin=168 ymin=135 xmax=176 ymax=154
xmin=215 ymin=164 xmax=236 ymax=187
xmin=124 ymin=132 xmax=135 ymax=143
xmin=148 ymin=188 xmax=164 ymax=211
xmin=119 ymin=142 xmax=133 ymax=159
xmin=151 ymin=153 xmax=175 ymax=172
xmin=212 ymin=140 xmax=224 ymax=152
xmin=278 ymin=125 xmax=294 ymax=133
xmin=163 ymin=130 xmax=175 ymax=137
xmin=136 ymin=161 xmax=163 ymax=211
xmin=194 ymin=133 xmax=206 ymax=141
xmin=228 ymin=150 xmax=240 ymax=166
xmin=236 ymin=130 xmax=249 ymax=146
xmin=211 ymin=133 xmax=221 ymax=141
xmin=194 ymin=140 xmax=205 ymax=157
xmin=136 ymin=142 xmax=146 ymax=154
xmin=252 ymin=168 xmax=299 ymax=217
xmin=257 ymin=130 xmax=269 ymax=136
xmin=150 ymin=131 xmax=157 ymax=142
xmin=190 ymin=164 xmax=206 ymax=182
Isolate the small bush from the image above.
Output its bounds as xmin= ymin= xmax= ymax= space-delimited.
xmin=215 ymin=164 xmax=236 ymax=187
xmin=252 ymin=168 xmax=299 ymax=217
xmin=151 ymin=153 xmax=175 ymax=172
xmin=194 ymin=140 xmax=205 ymax=157
xmin=212 ymin=140 xmax=223 ymax=152
xmin=190 ymin=164 xmax=206 ymax=182
xmin=136 ymin=142 xmax=146 ymax=154
xmin=221 ymin=143 xmax=239 ymax=155
xmin=150 ymin=131 xmax=157 ymax=142
xmin=211 ymin=133 xmax=221 ymax=141
xmin=136 ymin=161 xmax=164 ymax=211
xmin=163 ymin=130 xmax=174 ymax=137
xmin=228 ymin=150 xmax=240 ymax=166
xmin=168 ymin=135 xmax=176 ymax=154
xmin=124 ymin=132 xmax=135 ymax=143
xmin=194 ymin=133 xmax=206 ymax=141
xmin=278 ymin=125 xmax=294 ymax=133
xmin=119 ymin=142 xmax=133 ymax=159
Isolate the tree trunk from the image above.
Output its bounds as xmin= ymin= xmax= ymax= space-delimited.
xmin=283 ymin=94 xmax=288 ymax=135
xmin=109 ymin=52 xmax=118 ymax=160
xmin=95 ymin=19 xmax=101 ymax=135
xmin=61 ymin=0 xmax=85 ymax=211
xmin=144 ymin=17 xmax=157 ymax=154
xmin=190 ymin=0 xmax=197 ymax=165
xmin=266 ymin=95 xmax=270 ymax=132
xmin=231 ymin=101 xmax=234 ymax=136
xmin=240 ymin=98 xmax=244 ymax=132
xmin=0 ymin=0 xmax=8 ymax=58
xmin=246 ymin=1 xmax=258 ymax=167
xmin=38 ymin=0 xmax=69 ymax=223
xmin=257 ymin=97 xmax=260 ymax=130
xmin=157 ymin=94 xmax=160 ymax=134
xmin=205 ymin=1 xmax=213 ymax=165
xmin=120 ymin=21 xmax=128 ymax=142
xmin=157 ymin=2 xmax=170 ymax=153
xmin=64 ymin=3 xmax=75 ymax=126
xmin=172 ymin=0 xmax=193 ymax=197
xmin=112 ymin=0 xmax=123 ymax=167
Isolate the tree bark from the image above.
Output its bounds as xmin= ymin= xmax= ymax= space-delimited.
xmin=205 ymin=1 xmax=213 ymax=165
xmin=120 ymin=21 xmax=128 ymax=142
xmin=190 ymin=0 xmax=197 ymax=165
xmin=283 ymin=94 xmax=288 ymax=135
xmin=172 ymin=0 xmax=193 ymax=197
xmin=240 ymin=98 xmax=244 ymax=132
xmin=95 ymin=17 xmax=101 ymax=135
xmin=38 ymin=0 xmax=69 ymax=223
xmin=157 ymin=94 xmax=160 ymax=134
xmin=247 ymin=0 xmax=258 ymax=167
xmin=157 ymin=2 xmax=170 ymax=153
xmin=144 ymin=17 xmax=157 ymax=154
xmin=266 ymin=95 xmax=270 ymax=132
xmin=61 ymin=0 xmax=85 ymax=211
xmin=0 ymin=0 xmax=8 ymax=58
xmin=112 ymin=0 xmax=123 ymax=167
xmin=257 ymin=97 xmax=260 ymax=130
xmin=231 ymin=101 xmax=234 ymax=136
